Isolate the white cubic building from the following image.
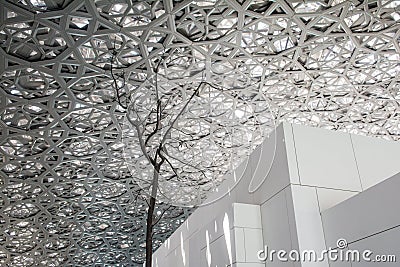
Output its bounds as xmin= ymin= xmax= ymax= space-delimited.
xmin=153 ymin=123 xmax=400 ymax=267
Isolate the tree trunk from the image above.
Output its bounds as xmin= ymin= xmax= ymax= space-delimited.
xmin=145 ymin=195 xmax=156 ymax=267
xmin=145 ymin=166 xmax=160 ymax=267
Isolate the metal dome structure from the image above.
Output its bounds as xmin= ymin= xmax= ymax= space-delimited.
xmin=0 ymin=0 xmax=399 ymax=265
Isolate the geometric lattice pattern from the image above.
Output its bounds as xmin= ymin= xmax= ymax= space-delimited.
xmin=0 ymin=0 xmax=399 ymax=265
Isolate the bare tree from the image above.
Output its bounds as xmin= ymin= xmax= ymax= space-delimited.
xmin=112 ymin=47 xmax=268 ymax=266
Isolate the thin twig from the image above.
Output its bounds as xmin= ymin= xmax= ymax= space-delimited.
xmin=111 ymin=37 xmax=128 ymax=109
xmin=152 ymin=205 xmax=173 ymax=226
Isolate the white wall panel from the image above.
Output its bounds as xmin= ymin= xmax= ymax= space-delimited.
xmin=316 ymin=187 xmax=357 ymax=212
xmin=351 ymin=134 xmax=400 ymax=190
xmin=322 ymin=172 xmax=400 ymax=249
xmin=290 ymin=185 xmax=329 ymax=267
xmin=252 ymin=123 xmax=292 ymax=205
xmin=243 ymin=228 xmax=264 ymax=262
xmin=260 ymin=188 xmax=296 ymax=266
xmin=234 ymin=228 xmax=246 ymax=263
xmin=283 ymin=122 xmax=300 ymax=184
xmin=292 ymin=124 xmax=362 ymax=191
xmin=233 ymin=203 xmax=262 ymax=229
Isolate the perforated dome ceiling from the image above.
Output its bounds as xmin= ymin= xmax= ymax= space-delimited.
xmin=0 ymin=0 xmax=399 ymax=266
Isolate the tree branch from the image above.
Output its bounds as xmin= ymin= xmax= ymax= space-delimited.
xmin=152 ymin=205 xmax=173 ymax=226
